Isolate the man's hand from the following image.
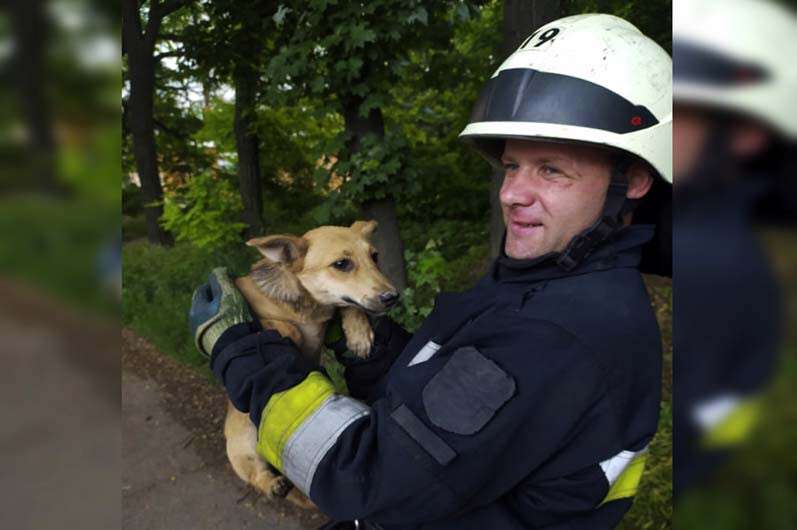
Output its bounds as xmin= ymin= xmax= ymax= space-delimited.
xmin=212 ymin=328 xmax=318 ymax=425
xmin=325 ymin=315 xmax=411 ymax=400
xmin=189 ymin=267 xmax=253 ymax=358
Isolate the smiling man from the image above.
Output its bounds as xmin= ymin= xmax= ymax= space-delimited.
xmin=190 ymin=14 xmax=671 ymax=530
xmin=499 ymin=140 xmax=653 ymax=260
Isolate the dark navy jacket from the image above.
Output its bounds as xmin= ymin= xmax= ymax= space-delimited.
xmin=673 ymin=183 xmax=780 ymax=493
xmin=310 ymin=226 xmax=663 ymax=529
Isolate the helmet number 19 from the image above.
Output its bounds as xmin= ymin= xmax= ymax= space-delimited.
xmin=520 ymin=28 xmax=561 ymax=50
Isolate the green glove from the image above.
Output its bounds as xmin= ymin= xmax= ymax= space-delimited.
xmin=189 ymin=267 xmax=253 ymax=357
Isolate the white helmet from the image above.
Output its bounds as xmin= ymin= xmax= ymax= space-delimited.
xmin=673 ymin=0 xmax=797 ymax=140
xmin=459 ymin=13 xmax=672 ymax=183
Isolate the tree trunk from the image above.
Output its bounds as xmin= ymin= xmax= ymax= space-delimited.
xmin=233 ymin=62 xmax=264 ymax=238
xmin=8 ymin=0 xmax=61 ymax=194
xmin=122 ymin=0 xmax=179 ymax=246
xmin=489 ymin=0 xmax=566 ymax=258
xmin=341 ymin=95 xmax=407 ymax=291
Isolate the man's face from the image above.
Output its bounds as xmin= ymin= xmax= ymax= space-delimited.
xmin=673 ymin=104 xmax=710 ymax=183
xmin=673 ymin=103 xmax=772 ymax=185
xmin=500 ymin=139 xmax=613 ymax=260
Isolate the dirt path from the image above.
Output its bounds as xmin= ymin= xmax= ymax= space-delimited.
xmin=122 ymin=329 xmax=328 ymax=530
xmin=0 ymin=279 xmax=120 ymax=529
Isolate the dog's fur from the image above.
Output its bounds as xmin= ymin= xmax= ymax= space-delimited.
xmin=224 ymin=220 xmax=397 ymax=506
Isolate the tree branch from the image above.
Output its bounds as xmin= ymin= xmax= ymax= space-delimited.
xmin=159 ymin=32 xmax=187 ymax=43
xmin=155 ymin=49 xmax=185 ymax=62
xmin=151 ymin=0 xmax=191 ymax=20
xmin=153 ymin=117 xmax=191 ymax=139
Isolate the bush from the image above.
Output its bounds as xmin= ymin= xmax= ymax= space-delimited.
xmin=122 ymin=240 xmax=254 ymax=366
xmin=160 ymin=171 xmax=248 ymax=250
xmin=391 ymin=219 xmax=490 ymax=330
xmin=0 ymin=194 xmax=119 ymax=315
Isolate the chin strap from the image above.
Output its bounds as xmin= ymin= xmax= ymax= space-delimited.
xmin=556 ymin=159 xmax=632 ymax=272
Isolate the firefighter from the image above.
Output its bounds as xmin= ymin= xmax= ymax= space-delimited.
xmin=672 ymin=0 xmax=797 ymax=494
xmin=190 ymin=14 xmax=671 ymax=529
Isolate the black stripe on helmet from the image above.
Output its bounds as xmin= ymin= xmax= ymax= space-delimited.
xmin=469 ymin=68 xmax=658 ymax=134
xmin=673 ymin=39 xmax=769 ymax=87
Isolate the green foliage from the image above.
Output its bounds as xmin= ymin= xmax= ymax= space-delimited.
xmin=161 ymin=171 xmax=248 ymax=250
xmin=268 ymin=0 xmax=464 ymax=100
xmin=390 ymin=220 xmax=490 ymax=330
xmin=122 ymin=240 xmax=254 ymax=366
xmin=328 ymin=130 xmax=420 ymax=206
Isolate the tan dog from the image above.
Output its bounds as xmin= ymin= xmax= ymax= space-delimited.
xmin=224 ymin=220 xmax=398 ymax=505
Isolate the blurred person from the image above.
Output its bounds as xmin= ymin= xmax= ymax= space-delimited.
xmin=672 ymin=0 xmax=797 ymax=497
xmin=189 ymin=14 xmax=672 ymax=530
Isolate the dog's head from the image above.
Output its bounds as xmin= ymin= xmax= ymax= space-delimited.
xmin=246 ymin=220 xmax=399 ymax=314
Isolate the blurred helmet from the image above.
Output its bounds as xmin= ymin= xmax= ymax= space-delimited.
xmin=459 ymin=13 xmax=672 ymax=183
xmin=673 ymin=0 xmax=797 ymax=139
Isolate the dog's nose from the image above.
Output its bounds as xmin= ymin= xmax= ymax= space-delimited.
xmin=379 ymin=291 xmax=400 ymax=307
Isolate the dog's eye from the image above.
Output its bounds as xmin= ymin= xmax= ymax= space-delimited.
xmin=371 ymin=252 xmax=379 ymax=264
xmin=332 ymin=259 xmax=353 ymax=272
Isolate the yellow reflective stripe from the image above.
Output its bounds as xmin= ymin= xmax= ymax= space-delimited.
xmin=601 ymin=453 xmax=648 ymax=505
xmin=702 ymin=398 xmax=762 ymax=448
xmin=256 ymin=372 xmax=335 ymax=471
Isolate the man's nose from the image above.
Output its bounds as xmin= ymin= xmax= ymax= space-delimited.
xmin=499 ymin=173 xmax=537 ymax=208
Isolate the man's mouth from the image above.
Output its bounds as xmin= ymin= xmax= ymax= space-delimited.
xmin=509 ymin=220 xmax=544 ymax=235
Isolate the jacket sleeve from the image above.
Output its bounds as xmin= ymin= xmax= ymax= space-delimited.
xmin=256 ymin=320 xmax=614 ymax=525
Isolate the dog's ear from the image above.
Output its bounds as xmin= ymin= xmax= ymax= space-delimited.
xmin=246 ymin=235 xmax=308 ymax=265
xmin=350 ymin=220 xmax=378 ymax=239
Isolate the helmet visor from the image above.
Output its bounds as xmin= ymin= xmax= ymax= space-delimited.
xmin=469 ymin=68 xmax=659 ymax=135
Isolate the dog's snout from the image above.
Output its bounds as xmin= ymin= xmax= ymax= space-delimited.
xmin=379 ymin=291 xmax=399 ymax=307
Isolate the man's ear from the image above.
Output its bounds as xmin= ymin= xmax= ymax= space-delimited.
xmin=246 ymin=235 xmax=308 ymax=264
xmin=350 ymin=220 xmax=378 ymax=239
xmin=625 ymin=162 xmax=654 ymax=200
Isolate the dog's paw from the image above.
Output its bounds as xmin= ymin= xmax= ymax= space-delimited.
xmin=341 ymin=307 xmax=374 ymax=359
xmin=269 ymin=476 xmax=292 ymax=499
xmin=286 ymin=488 xmax=318 ymax=510
xmin=346 ymin=327 xmax=374 ymax=358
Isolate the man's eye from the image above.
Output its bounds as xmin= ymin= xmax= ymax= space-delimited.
xmin=332 ymin=259 xmax=353 ymax=271
xmin=541 ymin=165 xmax=563 ymax=177
xmin=502 ymin=162 xmax=518 ymax=172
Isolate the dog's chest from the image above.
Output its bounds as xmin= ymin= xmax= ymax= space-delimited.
xmin=295 ymin=319 xmax=327 ymax=359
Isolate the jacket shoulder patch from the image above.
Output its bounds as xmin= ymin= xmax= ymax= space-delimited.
xmin=423 ymin=346 xmax=516 ymax=435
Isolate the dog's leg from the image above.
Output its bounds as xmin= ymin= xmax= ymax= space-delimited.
xmin=259 ymin=319 xmax=303 ymax=346
xmin=341 ymin=306 xmax=374 ymax=358
xmin=224 ymin=400 xmax=292 ymax=499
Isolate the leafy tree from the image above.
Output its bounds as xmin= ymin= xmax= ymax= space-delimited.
xmin=178 ymin=0 xmax=283 ymax=237
xmin=123 ymin=0 xmax=193 ymax=245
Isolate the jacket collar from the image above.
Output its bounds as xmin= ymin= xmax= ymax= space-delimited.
xmin=491 ymin=225 xmax=655 ymax=285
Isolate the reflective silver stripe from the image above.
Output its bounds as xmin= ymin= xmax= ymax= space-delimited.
xmin=281 ymin=394 xmax=370 ymax=495
xmin=408 ymin=340 xmax=441 ymax=366
xmin=599 ymin=447 xmax=648 ymax=485
xmin=692 ymin=394 xmax=740 ymax=432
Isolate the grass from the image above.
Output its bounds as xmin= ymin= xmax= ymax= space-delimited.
xmin=122 ymin=240 xmax=254 ymax=367
xmin=0 ymin=193 xmax=119 ymax=316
